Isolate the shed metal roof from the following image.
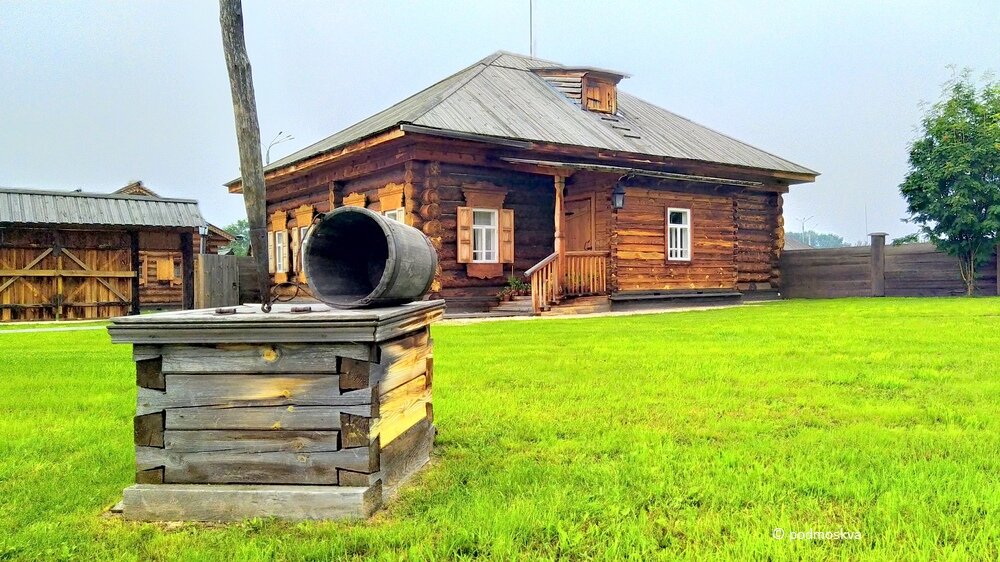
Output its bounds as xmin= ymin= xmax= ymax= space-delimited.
xmin=0 ymin=187 xmax=207 ymax=228
xmin=259 ymin=51 xmax=816 ymax=179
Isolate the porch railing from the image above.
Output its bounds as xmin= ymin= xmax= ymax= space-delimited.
xmin=526 ymin=252 xmax=558 ymax=314
xmin=525 ymin=250 xmax=609 ymax=314
xmin=563 ymin=251 xmax=608 ymax=296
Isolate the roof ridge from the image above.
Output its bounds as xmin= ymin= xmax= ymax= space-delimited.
xmin=0 ymin=186 xmax=202 ymax=204
xmin=404 ymin=60 xmax=492 ymax=125
xmin=259 ymin=52 xmax=505 ymax=173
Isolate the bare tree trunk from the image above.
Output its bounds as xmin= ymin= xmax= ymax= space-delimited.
xmin=219 ymin=0 xmax=271 ymax=311
xmin=959 ymin=251 xmax=976 ymax=296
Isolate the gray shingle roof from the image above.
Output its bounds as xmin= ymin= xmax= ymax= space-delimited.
xmin=0 ymin=187 xmax=207 ymax=228
xmin=261 ymin=51 xmax=816 ymax=178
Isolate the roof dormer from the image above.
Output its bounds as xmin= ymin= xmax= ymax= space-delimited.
xmin=533 ymin=66 xmax=629 ymax=114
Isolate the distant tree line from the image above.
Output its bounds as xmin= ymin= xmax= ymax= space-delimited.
xmin=787 ymin=230 xmax=849 ymax=249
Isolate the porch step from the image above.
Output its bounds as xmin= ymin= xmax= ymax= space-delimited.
xmin=541 ymin=295 xmax=611 ymax=316
xmin=490 ymin=295 xmax=533 ymax=315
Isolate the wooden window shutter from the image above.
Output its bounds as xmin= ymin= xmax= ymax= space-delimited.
xmin=500 ymin=209 xmax=514 ymax=263
xmin=267 ymin=231 xmax=275 ymax=274
xmin=156 ymin=258 xmax=174 ymax=281
xmin=456 ymin=206 xmax=473 ymax=264
xmin=290 ymin=226 xmax=301 ymax=275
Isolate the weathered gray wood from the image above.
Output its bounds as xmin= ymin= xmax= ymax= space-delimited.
xmin=380 ymin=417 xmax=435 ymax=499
xmin=137 ymin=443 xmax=374 ymax=484
xmin=180 ymin=232 xmax=195 ymax=310
xmin=108 ymin=303 xmax=445 ymax=345
xmin=375 ymin=374 xmax=430 ymax=447
xmin=166 ymin=404 xmax=372 ymax=430
xmin=136 ymin=467 xmax=164 ymax=484
xmin=870 ymin=233 xmax=886 ymax=297
xmin=337 ymin=469 xmax=381 ymax=487
xmin=133 ymin=345 xmax=162 ymax=362
xmin=339 ymin=413 xmax=374 ymax=448
xmin=135 ymin=412 xmax=164 ymax=447
xmin=341 ymin=343 xmax=430 ymax=393
xmin=137 ymin=375 xmax=376 ymax=415
xmin=122 ymin=483 xmax=382 ymax=521
xmin=195 ymin=254 xmax=241 ymax=308
xmin=161 ymin=343 xmax=347 ymax=373
xmin=136 ymin=357 xmax=164 ymax=390
xmin=163 ymin=430 xmax=339 ymax=453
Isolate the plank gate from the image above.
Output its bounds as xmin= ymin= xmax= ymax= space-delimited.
xmin=0 ymin=229 xmax=133 ymax=321
xmin=195 ymin=254 xmax=240 ymax=309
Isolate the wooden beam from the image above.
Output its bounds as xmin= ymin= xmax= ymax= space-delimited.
xmin=870 ymin=233 xmax=887 ymax=297
xmin=60 ymin=248 xmax=130 ymax=303
xmin=180 ymin=232 xmax=194 ymax=310
xmin=0 ymin=270 xmax=136 ymax=278
xmin=0 ymin=247 xmax=52 ymax=294
xmin=554 ymin=176 xmax=566 ymax=303
xmin=130 ymin=230 xmax=141 ymax=315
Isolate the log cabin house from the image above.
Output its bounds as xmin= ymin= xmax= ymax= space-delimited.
xmin=0 ymin=186 xmax=219 ymax=321
xmin=227 ymin=52 xmax=818 ymax=313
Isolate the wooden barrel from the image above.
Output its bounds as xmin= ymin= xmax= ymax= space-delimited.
xmin=303 ymin=206 xmax=437 ymax=308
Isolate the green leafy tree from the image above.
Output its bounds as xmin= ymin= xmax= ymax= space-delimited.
xmin=787 ymin=230 xmax=848 ymax=249
xmin=891 ymin=232 xmax=927 ymax=246
xmin=900 ymin=70 xmax=1000 ymax=295
xmin=223 ymin=218 xmax=250 ymax=256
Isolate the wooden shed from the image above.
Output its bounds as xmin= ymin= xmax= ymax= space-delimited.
xmin=113 ymin=182 xmax=235 ymax=310
xmin=0 ymin=187 xmax=208 ymax=321
xmin=227 ymin=51 xmax=819 ymax=314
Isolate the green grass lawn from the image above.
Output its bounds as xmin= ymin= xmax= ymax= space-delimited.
xmin=1 ymin=298 xmax=998 ymax=561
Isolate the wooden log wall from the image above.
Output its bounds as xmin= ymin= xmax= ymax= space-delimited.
xmin=615 ymin=185 xmax=738 ymax=292
xmin=735 ymin=192 xmax=783 ymax=291
xmin=258 ymin=140 xmax=789 ymax=308
xmin=130 ymin=327 xmax=434 ymax=503
xmin=433 ymin=163 xmax=554 ymax=310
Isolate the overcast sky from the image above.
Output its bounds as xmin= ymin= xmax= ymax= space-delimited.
xmin=1 ymin=1 xmax=997 ymax=241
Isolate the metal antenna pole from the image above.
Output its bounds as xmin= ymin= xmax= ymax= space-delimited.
xmin=529 ymin=0 xmax=534 ymax=57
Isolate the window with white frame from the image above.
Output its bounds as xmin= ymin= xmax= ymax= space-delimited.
xmin=472 ymin=209 xmax=498 ymax=263
xmin=275 ymin=230 xmax=287 ymax=271
xmin=667 ymin=208 xmax=691 ymax=261
xmin=384 ymin=208 xmax=405 ymax=222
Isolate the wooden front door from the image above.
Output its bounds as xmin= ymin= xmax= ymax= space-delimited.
xmin=565 ymin=197 xmax=595 ymax=251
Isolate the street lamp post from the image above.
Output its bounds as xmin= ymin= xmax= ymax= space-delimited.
xmin=265 ymin=131 xmax=294 ymax=165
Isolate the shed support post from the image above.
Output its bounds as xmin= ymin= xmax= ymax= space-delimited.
xmin=130 ymin=230 xmax=141 ymax=315
xmin=181 ymin=232 xmax=194 ymax=310
xmin=869 ymin=232 xmax=887 ymax=297
xmin=554 ymin=176 xmax=565 ymax=303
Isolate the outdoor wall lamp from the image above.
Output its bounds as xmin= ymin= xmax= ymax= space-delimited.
xmin=611 ymin=182 xmax=626 ymax=210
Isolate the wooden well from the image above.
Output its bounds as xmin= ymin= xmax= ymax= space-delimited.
xmin=108 ymin=300 xmax=443 ymax=521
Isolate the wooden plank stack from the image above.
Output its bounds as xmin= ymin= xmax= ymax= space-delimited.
xmin=108 ymin=300 xmax=443 ymax=521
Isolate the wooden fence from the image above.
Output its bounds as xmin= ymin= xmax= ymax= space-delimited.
xmin=781 ymin=234 xmax=999 ymax=298
xmin=194 ymin=255 xmax=261 ymax=308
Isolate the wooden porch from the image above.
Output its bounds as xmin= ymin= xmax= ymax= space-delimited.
xmin=523 ymin=174 xmax=611 ymax=314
